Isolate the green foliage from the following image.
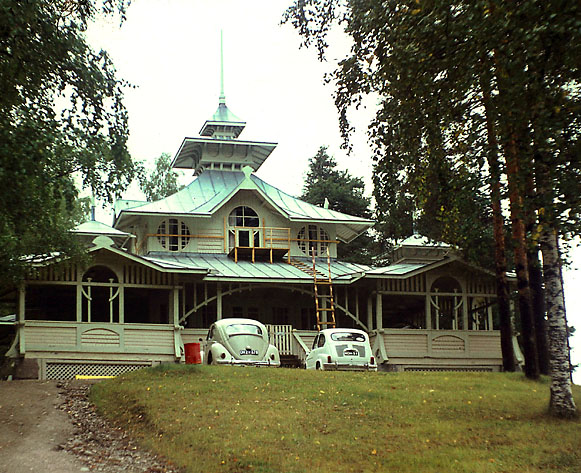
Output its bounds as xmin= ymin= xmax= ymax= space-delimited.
xmin=284 ymin=0 xmax=581 ymax=254
xmin=92 ymin=366 xmax=581 ymax=473
xmin=301 ymin=146 xmax=374 ymax=263
xmin=302 ymin=146 xmax=370 ymax=218
xmin=139 ymin=153 xmax=184 ymax=202
xmin=0 ymin=1 xmax=137 ymax=286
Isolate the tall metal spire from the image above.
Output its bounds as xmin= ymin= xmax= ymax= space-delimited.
xmin=219 ymin=30 xmax=225 ymax=105
xmin=198 ymin=30 xmax=246 ymax=140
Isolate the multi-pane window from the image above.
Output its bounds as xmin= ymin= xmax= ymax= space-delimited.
xmin=297 ymin=225 xmax=330 ymax=256
xmin=157 ymin=218 xmax=190 ymax=251
xmin=228 ymin=206 xmax=259 ymax=227
xmin=228 ymin=206 xmax=260 ymax=248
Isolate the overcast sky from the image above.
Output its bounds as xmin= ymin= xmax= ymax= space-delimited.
xmin=87 ymin=0 xmax=580 ymax=381
xmin=87 ymin=0 xmax=373 ymax=201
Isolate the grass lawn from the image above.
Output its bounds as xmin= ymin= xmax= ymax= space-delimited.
xmin=91 ymin=366 xmax=581 ymax=473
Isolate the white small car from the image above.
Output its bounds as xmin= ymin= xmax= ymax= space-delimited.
xmin=204 ymin=318 xmax=280 ymax=367
xmin=305 ymin=328 xmax=377 ymax=371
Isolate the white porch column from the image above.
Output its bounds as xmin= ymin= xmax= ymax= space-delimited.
xmin=118 ymin=283 xmax=125 ymax=324
xmin=355 ymin=288 xmax=360 ymax=325
xmin=171 ymin=287 xmax=180 ymax=325
xmin=425 ymin=293 xmax=432 ymax=330
xmin=18 ymin=284 xmax=25 ymax=322
xmin=216 ymin=283 xmax=223 ymax=320
xmin=375 ymin=292 xmax=383 ymax=330
xmin=76 ymin=280 xmax=82 ymax=323
xmin=18 ymin=284 xmax=25 ymax=355
xmin=462 ymin=293 xmax=469 ymax=331
xmin=367 ymin=295 xmax=373 ymax=331
xmin=487 ymin=298 xmax=494 ymax=331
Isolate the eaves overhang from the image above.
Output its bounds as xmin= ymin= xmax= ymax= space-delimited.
xmin=171 ymin=137 xmax=277 ymax=172
xmin=365 ymin=256 xmax=512 ymax=282
xmin=200 ymin=275 xmax=356 ymax=284
xmin=89 ymin=244 xmax=208 ymax=275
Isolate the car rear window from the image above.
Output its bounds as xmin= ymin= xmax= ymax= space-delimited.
xmin=225 ymin=324 xmax=263 ymax=336
xmin=330 ymin=332 xmax=365 ymax=342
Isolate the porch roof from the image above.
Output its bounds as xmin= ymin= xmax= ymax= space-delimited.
xmin=366 ymin=262 xmax=430 ymax=276
xmin=73 ymin=220 xmax=135 ymax=239
xmin=143 ymin=253 xmax=370 ymax=283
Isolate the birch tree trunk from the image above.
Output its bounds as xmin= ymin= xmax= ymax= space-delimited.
xmin=528 ymin=249 xmax=550 ymax=375
xmin=539 ymin=228 xmax=577 ymax=418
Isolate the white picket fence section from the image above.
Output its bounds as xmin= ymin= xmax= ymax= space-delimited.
xmin=266 ymin=324 xmax=293 ymax=355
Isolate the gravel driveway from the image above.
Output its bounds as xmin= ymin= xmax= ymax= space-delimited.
xmin=0 ymin=380 xmax=181 ymax=473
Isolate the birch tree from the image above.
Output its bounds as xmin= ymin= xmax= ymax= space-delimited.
xmin=284 ymin=0 xmax=579 ymax=416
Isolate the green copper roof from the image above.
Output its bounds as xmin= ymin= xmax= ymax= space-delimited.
xmin=199 ymin=103 xmax=246 ymax=138
xmin=115 ymin=170 xmax=374 ymax=242
xmin=144 ymin=253 xmax=369 ymax=283
xmin=211 ymin=102 xmax=243 ymax=124
xmin=73 ymin=220 xmax=135 ymax=239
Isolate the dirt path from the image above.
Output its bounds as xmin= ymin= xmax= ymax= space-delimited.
xmin=0 ymin=380 xmax=181 ymax=473
xmin=0 ymin=380 xmax=86 ymax=473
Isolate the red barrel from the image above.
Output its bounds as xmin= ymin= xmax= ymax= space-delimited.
xmin=184 ymin=342 xmax=202 ymax=364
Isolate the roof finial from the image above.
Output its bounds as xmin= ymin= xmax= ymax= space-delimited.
xmin=219 ymin=30 xmax=225 ymax=105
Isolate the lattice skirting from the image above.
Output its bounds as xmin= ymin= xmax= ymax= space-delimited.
xmin=44 ymin=361 xmax=152 ymax=380
xmin=403 ymin=366 xmax=494 ymax=372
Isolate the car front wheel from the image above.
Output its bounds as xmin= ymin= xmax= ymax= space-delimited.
xmin=316 ymin=361 xmax=324 ymax=371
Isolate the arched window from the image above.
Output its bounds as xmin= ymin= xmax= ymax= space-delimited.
xmin=228 ymin=206 xmax=259 ymax=227
xmin=297 ymin=225 xmax=330 ymax=257
xmin=157 ymin=218 xmax=190 ymax=251
xmin=430 ymin=276 xmax=463 ymax=330
xmin=83 ymin=265 xmax=118 ymax=283
xmin=82 ymin=265 xmax=119 ymax=323
xmin=228 ymin=206 xmax=260 ymax=248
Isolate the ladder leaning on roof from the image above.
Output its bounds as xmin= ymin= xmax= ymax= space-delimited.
xmin=312 ymin=247 xmax=336 ymax=331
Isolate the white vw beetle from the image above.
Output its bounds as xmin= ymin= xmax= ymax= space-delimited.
xmin=305 ymin=328 xmax=377 ymax=371
xmin=204 ymin=318 xmax=280 ymax=367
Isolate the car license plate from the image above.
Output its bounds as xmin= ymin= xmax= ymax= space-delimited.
xmin=343 ymin=349 xmax=359 ymax=356
xmin=240 ymin=349 xmax=258 ymax=356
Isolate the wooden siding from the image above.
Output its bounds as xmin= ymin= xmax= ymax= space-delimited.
xmin=123 ymin=265 xmax=173 ymax=285
xmin=378 ymin=329 xmax=502 ymax=366
xmin=377 ymin=275 xmax=425 ymax=293
xmin=28 ymin=264 xmax=78 ymax=282
xmin=182 ymin=328 xmax=208 ymax=344
xmin=465 ymin=276 xmax=496 ymax=296
xmin=81 ymin=328 xmax=120 ymax=346
xmin=23 ymin=321 xmax=176 ymax=357
xmin=383 ymin=333 xmax=428 ymax=355
xmin=469 ymin=333 xmax=502 ymax=355
xmin=26 ymin=326 xmax=77 ymax=348
xmin=124 ymin=328 xmax=174 ymax=352
xmin=432 ymin=335 xmax=465 ymax=352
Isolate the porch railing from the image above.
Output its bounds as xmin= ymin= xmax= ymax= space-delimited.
xmin=267 ymin=324 xmax=293 ymax=355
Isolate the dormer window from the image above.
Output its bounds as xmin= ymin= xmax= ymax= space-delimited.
xmin=157 ymin=218 xmax=190 ymax=251
xmin=229 ymin=206 xmax=259 ymax=227
xmin=297 ymin=225 xmax=330 ymax=257
xmin=228 ymin=206 xmax=260 ymax=248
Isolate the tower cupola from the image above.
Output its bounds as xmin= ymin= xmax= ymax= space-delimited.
xmin=171 ymin=32 xmax=277 ymax=175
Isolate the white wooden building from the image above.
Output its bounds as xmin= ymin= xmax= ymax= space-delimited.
xmin=6 ymin=90 xmax=520 ymax=379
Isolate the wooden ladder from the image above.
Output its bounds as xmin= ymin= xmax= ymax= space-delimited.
xmin=312 ymin=247 xmax=336 ymax=331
